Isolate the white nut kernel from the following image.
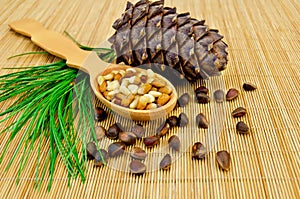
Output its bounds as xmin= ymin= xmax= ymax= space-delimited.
xmin=107 ymin=90 xmax=119 ymax=98
xmin=148 ymin=91 xmax=162 ymax=97
xmin=128 ymin=84 xmax=139 ymax=94
xmin=146 ymin=103 xmax=157 ymax=110
xmin=121 ymin=78 xmax=130 ymax=87
xmin=147 ymin=69 xmax=155 ymax=77
xmin=99 ymin=81 xmax=107 ymax=93
xmin=97 ymin=76 xmax=105 ymax=86
xmin=115 ymin=93 xmax=126 ymax=100
xmin=128 ymin=76 xmax=135 ymax=83
xmin=146 ymin=77 xmax=154 ymax=84
xmin=129 ymin=96 xmax=140 ymax=109
xmin=156 ymin=93 xmax=171 ymax=106
xmin=103 ymin=91 xmax=110 ymax=100
xmin=121 ymin=94 xmax=135 ymax=107
xmin=119 ymin=85 xmax=131 ymax=96
xmin=135 ymin=77 xmax=141 ymax=84
xmin=150 ymin=87 xmax=158 ymax=91
xmin=151 ymin=79 xmax=165 ymax=88
xmin=128 ymin=76 xmax=141 ymax=84
xmin=137 ymin=95 xmax=148 ymax=110
xmin=137 ymin=83 xmax=152 ymax=95
xmin=103 ymin=73 xmax=114 ymax=80
xmin=158 ymin=86 xmax=172 ymax=94
xmin=143 ymin=94 xmax=155 ymax=103
xmin=113 ymin=73 xmax=122 ymax=80
xmin=106 ymin=80 xmax=120 ymax=91
xmin=126 ymin=68 xmax=136 ymax=73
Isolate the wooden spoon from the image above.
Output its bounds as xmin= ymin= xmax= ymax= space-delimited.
xmin=9 ymin=19 xmax=177 ymax=121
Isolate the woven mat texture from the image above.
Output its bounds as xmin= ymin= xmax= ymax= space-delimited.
xmin=0 ymin=0 xmax=299 ymax=198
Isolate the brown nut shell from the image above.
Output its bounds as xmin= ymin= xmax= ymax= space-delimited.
xmin=144 ymin=135 xmax=160 ymax=147
xmin=177 ymin=93 xmax=190 ymax=107
xmin=196 ymin=93 xmax=210 ymax=104
xmin=168 ymin=135 xmax=180 ymax=151
xmin=192 ymin=142 xmax=207 ymax=159
xmin=94 ymin=149 xmax=109 ymax=167
xmin=108 ymin=142 xmax=126 ymax=157
xmin=131 ymin=124 xmax=145 ymax=139
xmin=232 ymin=107 xmax=247 ymax=118
xmin=195 ymin=86 xmax=209 ymax=94
xmin=118 ymin=131 xmax=137 ymax=145
xmin=94 ymin=126 xmax=106 ymax=141
xmin=226 ymin=88 xmax=239 ymax=101
xmin=86 ymin=142 xmax=97 ymax=159
xmin=216 ymin=150 xmax=231 ymax=171
xmin=196 ymin=113 xmax=209 ymax=129
xmin=178 ymin=112 xmax=189 ymax=127
xmin=156 ymin=122 xmax=170 ymax=137
xmin=130 ymin=147 xmax=147 ymax=161
xmin=159 ymin=154 xmax=172 ymax=170
xmin=243 ymin=82 xmax=257 ymax=91
xmin=236 ymin=121 xmax=250 ymax=134
xmin=106 ymin=123 xmax=123 ymax=140
xmin=130 ymin=160 xmax=146 ymax=175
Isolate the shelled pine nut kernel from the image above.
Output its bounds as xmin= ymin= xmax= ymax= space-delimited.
xmin=97 ymin=68 xmax=172 ymax=110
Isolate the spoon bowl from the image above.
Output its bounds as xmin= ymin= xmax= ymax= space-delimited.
xmin=96 ymin=65 xmax=177 ymax=120
xmin=9 ymin=19 xmax=177 ymax=120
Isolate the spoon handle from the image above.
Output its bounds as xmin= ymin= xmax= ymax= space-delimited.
xmin=9 ymin=19 xmax=91 ymax=71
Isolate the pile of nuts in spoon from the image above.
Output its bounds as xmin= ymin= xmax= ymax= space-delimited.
xmin=97 ymin=68 xmax=173 ymax=110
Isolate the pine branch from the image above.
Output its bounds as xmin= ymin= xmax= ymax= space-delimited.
xmin=0 ymin=39 xmax=116 ymax=190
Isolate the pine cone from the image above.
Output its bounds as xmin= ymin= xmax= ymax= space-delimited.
xmin=109 ymin=0 xmax=228 ymax=82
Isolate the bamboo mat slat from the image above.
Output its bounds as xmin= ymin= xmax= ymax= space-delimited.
xmin=0 ymin=0 xmax=299 ymax=198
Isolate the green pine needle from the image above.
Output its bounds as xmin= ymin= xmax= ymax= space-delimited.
xmin=0 ymin=61 xmax=88 ymax=188
xmin=7 ymin=51 xmax=49 ymax=60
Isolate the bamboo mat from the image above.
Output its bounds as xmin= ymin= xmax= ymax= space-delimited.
xmin=0 ymin=0 xmax=299 ymax=198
